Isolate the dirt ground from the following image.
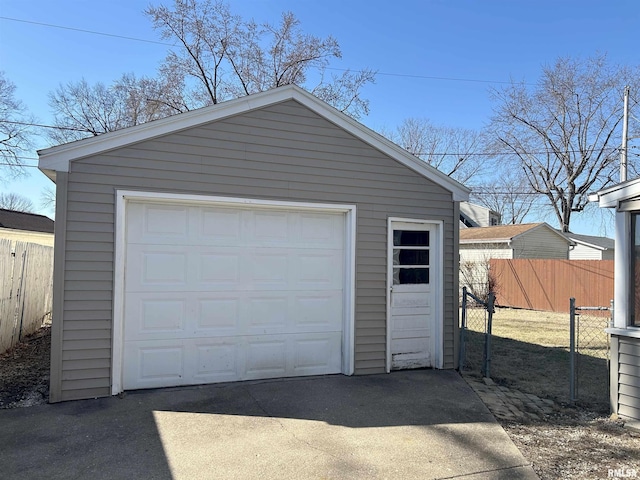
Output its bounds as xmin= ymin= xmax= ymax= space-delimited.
xmin=1 ymin=324 xmax=639 ymax=479
xmin=0 ymin=323 xmax=51 ymax=408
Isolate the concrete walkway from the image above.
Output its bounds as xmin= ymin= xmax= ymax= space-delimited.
xmin=0 ymin=370 xmax=538 ymax=480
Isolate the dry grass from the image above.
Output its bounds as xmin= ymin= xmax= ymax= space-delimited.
xmin=462 ymin=307 xmax=609 ymax=412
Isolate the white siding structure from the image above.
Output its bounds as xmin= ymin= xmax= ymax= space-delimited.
xmin=565 ymin=233 xmax=615 ymax=260
xmin=592 ymin=177 xmax=640 ymax=429
xmin=459 ymin=202 xmax=501 ymax=228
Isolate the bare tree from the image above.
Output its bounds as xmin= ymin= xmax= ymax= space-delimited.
xmin=488 ymin=54 xmax=640 ymax=232
xmin=49 ymin=73 xmax=178 ymax=143
xmin=0 ymin=192 xmax=35 ymax=212
xmin=390 ymin=118 xmax=483 ymax=184
xmin=40 ymin=185 xmax=56 ymax=214
xmin=145 ymin=1 xmax=375 ymax=118
xmin=470 ymin=170 xmax=539 ymax=224
xmin=0 ymin=72 xmax=34 ymax=177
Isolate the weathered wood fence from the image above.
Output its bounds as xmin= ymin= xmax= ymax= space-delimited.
xmin=490 ymin=259 xmax=614 ymax=313
xmin=0 ymin=239 xmax=54 ymax=353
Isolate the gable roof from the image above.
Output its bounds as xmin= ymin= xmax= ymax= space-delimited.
xmin=563 ymin=232 xmax=614 ymax=251
xmin=38 ymin=85 xmax=470 ymax=201
xmin=0 ymin=209 xmax=54 ymax=233
xmin=459 ymin=222 xmax=573 ymax=245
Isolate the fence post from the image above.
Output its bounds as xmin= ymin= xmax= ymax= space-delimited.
xmin=569 ymin=297 xmax=576 ymax=404
xmin=459 ymin=287 xmax=467 ymax=370
xmin=483 ymin=291 xmax=495 ymax=378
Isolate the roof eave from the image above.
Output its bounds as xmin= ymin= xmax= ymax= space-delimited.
xmin=590 ymin=177 xmax=640 ymax=208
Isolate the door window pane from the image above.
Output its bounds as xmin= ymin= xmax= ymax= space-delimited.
xmin=393 ymin=249 xmax=429 ymax=266
xmin=393 ymin=230 xmax=429 ymax=246
xmin=393 ymin=268 xmax=429 ymax=285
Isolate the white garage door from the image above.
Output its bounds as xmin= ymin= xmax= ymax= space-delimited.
xmin=122 ymin=201 xmax=345 ymax=390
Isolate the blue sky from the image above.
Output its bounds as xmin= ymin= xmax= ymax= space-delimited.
xmin=1 ymin=0 xmax=638 ymax=234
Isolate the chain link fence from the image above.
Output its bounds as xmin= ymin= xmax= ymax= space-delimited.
xmin=569 ymin=298 xmax=611 ymax=405
xmin=459 ymin=287 xmax=494 ymax=377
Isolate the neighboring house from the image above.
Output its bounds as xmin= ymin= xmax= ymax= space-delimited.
xmin=38 ymin=85 xmax=470 ymax=403
xmin=459 ymin=222 xmax=574 ymax=262
xmin=458 ymin=223 xmax=573 ymax=297
xmin=564 ymin=232 xmax=615 ymax=260
xmin=0 ymin=209 xmax=54 ymax=247
xmin=591 ymin=177 xmax=640 ymax=429
xmin=459 ymin=201 xmax=501 ymax=228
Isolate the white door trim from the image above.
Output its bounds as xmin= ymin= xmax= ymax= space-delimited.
xmin=111 ymin=190 xmax=356 ymax=395
xmin=386 ymin=217 xmax=444 ymax=373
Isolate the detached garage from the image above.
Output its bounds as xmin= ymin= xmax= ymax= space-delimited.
xmin=39 ymin=85 xmax=469 ymax=402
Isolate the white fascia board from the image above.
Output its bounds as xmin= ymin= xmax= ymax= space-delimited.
xmin=592 ymin=177 xmax=640 ymax=208
xmin=37 ymin=85 xmax=470 ymax=201
xmin=571 ymin=239 xmax=607 ymax=251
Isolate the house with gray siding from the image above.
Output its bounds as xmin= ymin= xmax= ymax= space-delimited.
xmin=38 ymin=85 xmax=469 ymax=402
xmin=591 ymin=177 xmax=640 ymax=429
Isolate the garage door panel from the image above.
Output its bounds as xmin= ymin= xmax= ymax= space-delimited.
xmin=246 ymin=296 xmax=288 ymax=333
xmin=123 ymin=201 xmax=346 ymax=390
xmin=191 ymin=340 xmax=240 ymax=383
xmin=196 ymin=298 xmax=239 ymax=331
xmin=252 ymin=211 xmax=290 ymax=242
xmin=124 ymin=294 xmax=188 ymax=340
xmin=123 ymin=342 xmax=185 ymax=389
xmin=293 ymin=334 xmax=342 ymax=375
xmin=294 ymin=292 xmax=343 ymax=330
xmin=125 ymin=245 xmax=189 ymax=290
xmin=250 ymin=252 xmax=288 ymax=285
xmin=296 ymin=252 xmax=343 ymax=286
xmin=127 ymin=203 xmax=190 ymax=245
xmin=200 ymin=208 xmax=242 ymax=241
xmin=198 ymin=252 xmax=241 ymax=284
xmin=244 ymin=339 xmax=288 ymax=378
xmin=300 ymin=213 xmax=344 ymax=248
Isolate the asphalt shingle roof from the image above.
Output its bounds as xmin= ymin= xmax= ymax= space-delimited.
xmin=458 ymin=223 xmax=544 ymax=242
xmin=0 ymin=209 xmax=54 ymax=233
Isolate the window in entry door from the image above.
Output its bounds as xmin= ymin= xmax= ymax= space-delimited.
xmin=392 ymin=230 xmax=429 ymax=285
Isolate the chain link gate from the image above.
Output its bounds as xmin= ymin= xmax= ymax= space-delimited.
xmin=569 ymin=297 xmax=612 ymax=405
xmin=459 ymin=287 xmax=495 ymax=378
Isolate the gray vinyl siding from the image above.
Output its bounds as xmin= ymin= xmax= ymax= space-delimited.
xmin=511 ymin=228 xmax=570 ymax=259
xmin=616 ymin=336 xmax=640 ymax=423
xmin=55 ymin=100 xmax=457 ymax=401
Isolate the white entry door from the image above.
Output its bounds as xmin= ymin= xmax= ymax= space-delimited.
xmin=389 ymin=221 xmax=436 ymax=370
xmin=121 ymin=200 xmax=346 ymax=390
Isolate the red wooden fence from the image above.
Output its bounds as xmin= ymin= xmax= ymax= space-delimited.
xmin=489 ymin=259 xmax=614 ymax=313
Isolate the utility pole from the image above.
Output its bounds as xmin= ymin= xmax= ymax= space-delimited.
xmin=621 ymin=85 xmax=629 ymax=182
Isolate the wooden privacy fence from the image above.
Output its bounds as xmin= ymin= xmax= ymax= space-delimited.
xmin=0 ymin=239 xmax=54 ymax=353
xmin=490 ymin=259 xmax=614 ymax=313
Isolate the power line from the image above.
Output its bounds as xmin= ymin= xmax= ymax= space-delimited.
xmin=0 ymin=16 xmax=174 ymax=47
xmin=0 ymin=163 xmax=40 ymax=168
xmin=3 ymin=120 xmax=89 ymax=132
xmin=0 ymin=15 xmax=538 ymax=87
xmin=326 ymin=67 xmax=539 ymax=86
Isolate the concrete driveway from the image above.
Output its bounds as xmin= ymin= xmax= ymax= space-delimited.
xmin=0 ymin=370 xmax=537 ymax=479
